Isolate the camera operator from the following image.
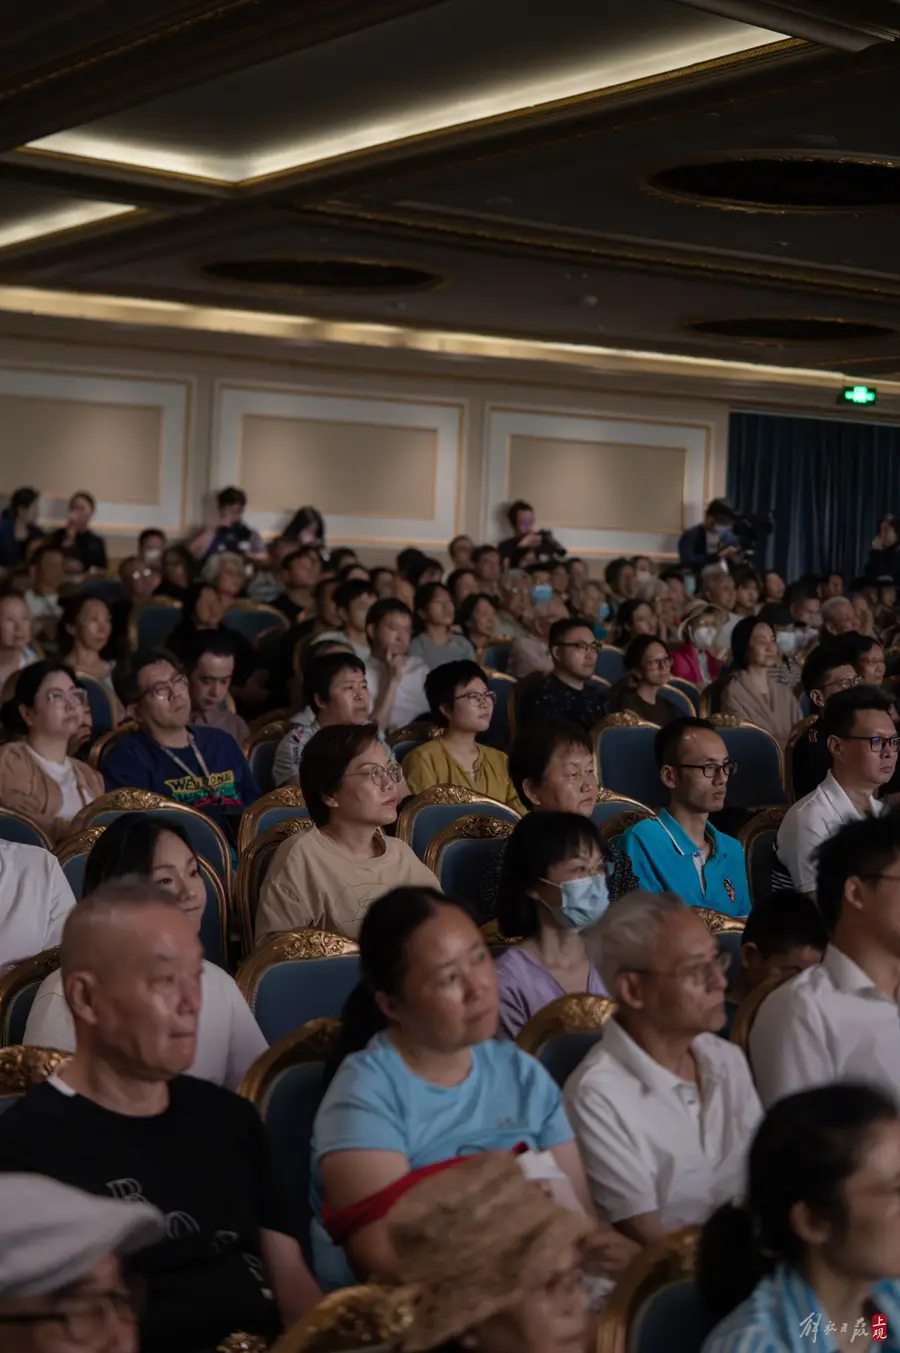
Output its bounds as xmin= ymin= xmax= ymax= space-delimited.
xmin=678 ymin=499 xmax=743 ymax=572
xmin=499 ymin=499 xmax=566 ymax=565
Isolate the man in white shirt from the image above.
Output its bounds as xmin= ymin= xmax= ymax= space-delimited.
xmin=751 ymin=813 xmax=900 ymax=1108
xmin=364 ymin=598 xmax=429 ymax=733
xmin=774 ymin=686 xmax=897 ymax=893
xmin=0 ymin=840 xmax=75 ymax=970
xmin=565 ymin=891 xmax=761 ymax=1245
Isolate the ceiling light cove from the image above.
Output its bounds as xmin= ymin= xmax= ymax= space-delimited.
xmin=0 ymin=201 xmax=136 ymax=250
xmin=24 ymin=24 xmax=788 ymax=184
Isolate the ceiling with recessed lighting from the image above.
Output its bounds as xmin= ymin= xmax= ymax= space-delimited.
xmin=4 ymin=0 xmax=900 ymax=373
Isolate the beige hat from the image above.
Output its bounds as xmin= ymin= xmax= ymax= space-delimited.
xmin=386 ymin=1154 xmax=594 ymax=1351
xmin=0 ymin=1174 xmax=164 ymax=1299
xmin=676 ymin=599 xmax=727 ymax=644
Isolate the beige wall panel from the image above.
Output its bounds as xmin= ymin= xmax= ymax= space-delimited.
xmin=0 ymin=394 xmax=162 ymax=504
xmin=240 ymin=414 xmax=438 ymax=519
xmin=509 ymin=435 xmax=686 ymax=533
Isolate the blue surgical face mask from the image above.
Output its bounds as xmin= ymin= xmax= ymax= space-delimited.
xmin=539 ymin=872 xmax=610 ymax=931
xmin=684 ymin=575 xmax=697 ymax=598
xmin=531 ymin=583 xmax=553 ymax=604
xmin=597 ymin=602 xmax=612 ymax=622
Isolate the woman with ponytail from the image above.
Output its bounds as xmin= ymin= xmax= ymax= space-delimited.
xmin=310 ymin=886 xmax=636 ymax=1295
xmin=700 ymin=1084 xmax=900 ymax=1352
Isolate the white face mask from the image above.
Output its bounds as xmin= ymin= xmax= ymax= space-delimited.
xmin=142 ymin=548 xmax=162 ymax=566
xmin=776 ymin=630 xmax=798 ymax=656
xmin=693 ymin=625 xmax=716 ymax=651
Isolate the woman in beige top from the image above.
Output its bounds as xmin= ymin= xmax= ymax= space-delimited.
xmin=256 ymin=721 xmax=437 ymax=946
xmin=0 ymin=661 xmax=104 ymax=843
xmin=719 ymin=616 xmax=801 ymax=749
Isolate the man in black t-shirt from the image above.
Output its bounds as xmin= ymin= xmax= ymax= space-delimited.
xmin=0 ymin=882 xmax=320 ymax=1353
xmin=517 ymin=616 xmax=607 ymax=734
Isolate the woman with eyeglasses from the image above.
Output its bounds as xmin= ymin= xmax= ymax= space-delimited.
xmin=0 ymin=661 xmax=103 ymax=843
xmin=720 ymin=616 xmax=801 ymax=750
xmin=255 ymin=723 xmax=438 ymax=945
xmin=495 ymin=811 xmax=609 ymax=1040
xmin=607 ymin=635 xmax=681 ymax=727
xmin=401 ymin=660 xmax=524 ymax=810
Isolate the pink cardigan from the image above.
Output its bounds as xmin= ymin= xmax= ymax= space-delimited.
xmin=671 ymin=643 xmax=721 ymax=687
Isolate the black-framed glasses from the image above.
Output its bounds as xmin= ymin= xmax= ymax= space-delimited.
xmin=676 ymin=760 xmax=738 ymax=779
xmin=0 ymin=1288 xmax=139 ymax=1343
xmin=346 ymin=761 xmax=403 ymax=787
xmin=843 ymin=735 xmax=900 ymax=753
xmin=555 ymin=641 xmax=601 ymax=656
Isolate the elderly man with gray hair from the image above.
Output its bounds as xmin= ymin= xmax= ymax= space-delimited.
xmin=508 ymin=594 xmax=569 ymax=680
xmin=821 ymin=594 xmax=858 ymax=638
xmin=564 ymin=891 xmax=761 ymax=1246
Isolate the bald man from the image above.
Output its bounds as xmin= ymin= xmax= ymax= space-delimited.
xmin=0 ymin=882 xmax=320 ymax=1353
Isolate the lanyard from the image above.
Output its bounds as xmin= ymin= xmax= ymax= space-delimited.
xmin=161 ymin=733 xmax=213 ymax=786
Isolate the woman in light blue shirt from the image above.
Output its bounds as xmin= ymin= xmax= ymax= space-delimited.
xmin=310 ymin=886 xmax=635 ymax=1291
xmin=700 ymin=1084 xmax=900 ymax=1353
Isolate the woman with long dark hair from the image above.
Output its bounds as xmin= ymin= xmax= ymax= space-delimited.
xmin=0 ymin=486 xmax=43 ymax=567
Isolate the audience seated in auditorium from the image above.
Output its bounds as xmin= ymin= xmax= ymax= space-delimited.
xmin=0 ymin=589 xmax=39 ymax=687
xmin=0 ymin=882 xmax=320 ymax=1351
xmin=498 ymin=498 xmax=566 ymax=565
xmin=875 ymin=576 xmax=897 ymax=631
xmin=271 ymin=546 xmax=321 ymax=624
xmin=607 ymin=635 xmax=680 ymax=727
xmin=0 ymin=487 xmax=42 ymax=568
xmin=762 ymin=569 xmax=786 ymax=605
xmin=843 ymin=631 xmax=887 ymax=686
xmin=774 ymin=686 xmax=896 ymax=894
xmin=612 ymin=597 xmax=658 ymax=649
xmin=620 ymin=718 xmax=751 ymax=917
xmin=165 ymin=581 xmax=255 ymax=688
xmin=494 ymin=812 xmax=608 ymax=1039
xmin=280 ymin=577 xmax=343 ymax=674
xmin=508 ymin=596 xmax=569 ymax=680
xmin=493 ymin=569 xmax=533 ymax=639
xmin=604 ymin=558 xmax=636 ymax=615
xmin=447 ymin=566 xmax=479 ymax=609
xmin=724 ymin=890 xmax=827 ymax=1032
xmin=256 ymin=724 xmax=435 ymax=944
xmin=670 ymin=603 xmax=724 ymax=688
xmin=46 ymin=492 xmax=108 ymax=574
xmin=369 ymin=566 xmax=395 ymax=599
xmin=386 ymin=1153 xmax=596 ymax=1353
xmin=517 ymin=617 xmax=608 ymax=733
xmin=108 ymin=554 xmax=164 ymax=658
xmin=23 ymin=545 xmax=65 ymax=643
xmin=364 ymin=599 xmax=429 ymax=733
xmin=155 ymin=542 xmax=194 ymax=602
xmin=186 ymin=630 xmax=250 ymax=746
xmin=189 ymin=485 xmax=267 ymax=564
xmin=790 ymin=644 xmax=860 ymax=800
xmin=0 ymin=662 xmax=103 ymax=845
xmin=272 ymin=651 xmax=391 ymax=789
xmin=570 ymin=578 xmax=609 ymax=639
xmin=408 ymin=581 xmax=475 ymax=669
xmin=786 ymin=581 xmax=823 ymax=653
xmin=138 ymin=526 xmax=166 ymax=565
xmin=821 ymin=569 xmax=846 ymax=601
xmin=822 ymin=594 xmax=858 ymax=637
xmin=246 ymin=535 xmax=295 ymax=605
xmin=0 ymin=1173 xmax=166 ymax=1353
xmin=566 ymin=891 xmax=761 ymax=1243
xmin=756 ymin=602 xmax=802 ymax=684
xmin=25 ymin=814 xmax=266 ymax=1089
xmin=448 ymin=533 xmax=474 ymax=569
xmin=731 ymin=566 xmax=761 ymax=618
xmin=401 ymin=660 xmax=523 ymax=808
xmin=105 ymin=649 xmax=259 ymax=831
xmin=310 ymin=886 xmax=634 ymax=1290
xmin=699 ymin=1085 xmax=900 ymax=1353
xmin=678 ymin=499 xmax=739 ymax=573
xmin=719 ymin=616 xmax=801 ymax=748
xmin=0 ymin=835 xmax=75 ymax=969
xmin=457 ymin=591 xmax=500 ymax=662
xmin=314 ymin=578 xmax=375 ymax=661
xmin=700 ymin=564 xmax=738 ymax=651
xmin=201 ymin=550 xmax=248 ymax=610
xmin=57 ymin=594 xmax=115 ymax=698
xmin=753 ymin=814 xmax=900 ymax=1107
xmin=283 ymin=504 xmax=326 ymax=550
xmin=472 ymin=544 xmax=502 ymax=596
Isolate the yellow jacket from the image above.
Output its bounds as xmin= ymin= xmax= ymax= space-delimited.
xmin=401 ymin=737 xmax=525 ymax=814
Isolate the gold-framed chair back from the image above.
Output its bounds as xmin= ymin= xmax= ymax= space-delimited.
xmin=480 ymin=919 xmax=519 ymax=951
xmin=695 ymin=908 xmax=746 ymax=935
xmin=516 ymin=993 xmax=616 ymax=1057
xmin=237 ymin=786 xmax=307 ymax=855
xmin=422 ymin=812 xmax=516 ymax=902
xmin=596 ymin=1226 xmax=701 ymax=1353
xmin=246 ymin=719 xmax=297 ymax=755
xmin=707 ymin=714 xmax=786 ymax=807
xmin=699 ymin=672 xmax=736 ymax=718
xmin=87 ymin=719 xmax=139 ymax=770
xmin=0 ymin=806 xmax=52 ymax=851
xmin=730 ymin=966 xmax=795 ymax=1057
xmin=234 ymin=817 xmax=315 ymax=956
xmin=267 ymin=1285 xmax=410 ymax=1353
xmin=395 ymin=784 xmax=519 ymax=858
xmin=0 ymin=1045 xmax=70 ymax=1098
xmin=54 ymin=825 xmax=106 ymax=867
xmin=127 ymin=598 xmax=182 ymax=653
xmin=738 ymin=806 xmax=787 ymax=905
xmin=594 ymin=713 xmax=664 ymax=809
xmin=0 ymin=948 xmax=61 ymax=1045
xmin=237 ymin=1016 xmax=341 ymax=1107
xmin=784 ymin=713 xmax=818 ymax=802
xmin=236 ymin=930 xmax=360 ymax=1009
xmin=595 ymin=807 xmax=654 ymax=846
xmin=386 ymin=721 xmax=440 ymax=750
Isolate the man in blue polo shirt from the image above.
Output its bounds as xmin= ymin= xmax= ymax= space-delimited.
xmin=619 ymin=717 xmax=751 ymax=917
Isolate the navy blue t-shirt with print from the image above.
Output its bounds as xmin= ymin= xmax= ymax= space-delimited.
xmin=102 ymin=725 xmax=260 ymax=828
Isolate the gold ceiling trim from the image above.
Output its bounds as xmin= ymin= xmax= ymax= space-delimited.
xmin=307 ymin=200 xmax=900 ymax=305
xmin=641 ymin=150 xmax=900 ymax=216
xmin=7 ymin=145 xmax=234 ymax=190
xmin=18 ymin=38 xmax=806 ymax=190
xmin=0 ymin=205 xmax=149 ymax=257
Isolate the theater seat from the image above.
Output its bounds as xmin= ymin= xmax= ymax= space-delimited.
xmin=237 ymin=786 xmax=308 ymax=854
xmin=0 ymin=1045 xmax=70 ymax=1114
xmin=629 ymin=1279 xmax=714 ymax=1353
xmin=129 ymin=600 xmax=182 ymax=650
xmin=739 ymin=808 xmax=787 ymax=905
xmin=591 ymin=792 xmax=654 ymax=831
xmin=709 ymin=717 xmax=787 ymax=810
xmin=396 ymin=786 xmax=520 ymax=862
xmin=223 ymin=602 xmax=289 ymax=644
xmin=422 ymin=813 xmax=516 ymax=909
xmin=0 ymin=949 xmax=61 ymax=1045
xmin=594 ymin=646 xmax=625 ymax=684
xmin=595 ymin=1226 xmax=703 ymax=1353
xmin=0 ymin=808 xmax=50 ymax=851
xmin=536 ymin=1031 xmax=604 ymax=1088
xmin=236 ymin=931 xmax=360 ymax=1045
xmin=595 ymin=715 xmax=666 ymax=809
xmin=234 ymin=818 xmax=314 ymax=956
xmin=70 ymin=790 xmax=232 ymax=891
xmin=517 ymin=993 xmax=616 ymax=1087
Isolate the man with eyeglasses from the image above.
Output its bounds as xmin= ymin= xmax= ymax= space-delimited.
xmin=752 ymin=814 xmax=900 ymax=1108
xmin=789 ymin=643 xmax=861 ymax=800
xmin=565 ymin=890 xmax=761 ymax=1246
xmin=104 ymin=648 xmax=260 ymax=833
xmin=0 ymin=1173 xmax=163 ymax=1353
xmin=774 ymin=686 xmax=897 ymax=895
xmin=516 ymin=617 xmax=608 ymax=733
xmin=619 ymin=718 xmax=751 ymax=917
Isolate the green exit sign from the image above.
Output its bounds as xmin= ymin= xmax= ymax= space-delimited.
xmin=841 ymin=384 xmax=878 ymax=405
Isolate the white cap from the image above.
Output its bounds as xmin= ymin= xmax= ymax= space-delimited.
xmin=0 ymin=1174 xmax=164 ymax=1299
